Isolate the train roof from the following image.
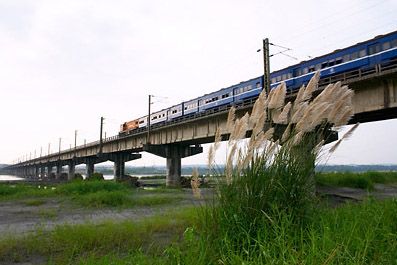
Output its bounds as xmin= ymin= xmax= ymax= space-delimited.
xmin=271 ymin=29 xmax=397 ymax=75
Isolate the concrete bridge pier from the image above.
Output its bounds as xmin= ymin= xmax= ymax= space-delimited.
xmin=144 ymin=144 xmax=203 ymax=187
xmin=110 ymin=153 xmax=142 ymax=181
xmin=86 ymin=160 xmax=95 ymax=178
xmin=35 ymin=166 xmax=40 ymax=179
xmin=40 ymin=166 xmax=46 ymax=178
xmin=68 ymin=161 xmax=75 ymax=180
xmin=56 ymin=164 xmax=62 ymax=180
xmin=47 ymin=165 xmax=53 ymax=179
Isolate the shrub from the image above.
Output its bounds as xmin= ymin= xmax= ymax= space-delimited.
xmin=57 ymin=180 xmax=127 ymax=195
xmin=86 ymin=172 xmax=104 ymax=181
xmin=76 ymin=191 xmax=129 ymax=207
xmin=73 ymin=173 xmax=84 ymax=181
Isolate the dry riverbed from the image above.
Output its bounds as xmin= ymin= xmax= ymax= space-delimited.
xmin=0 ymin=188 xmax=210 ymax=236
xmin=0 ymin=183 xmax=397 ymax=237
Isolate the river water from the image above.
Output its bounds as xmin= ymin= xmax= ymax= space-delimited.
xmin=0 ymin=175 xmax=24 ymax=181
xmin=0 ymin=174 xmax=160 ymax=181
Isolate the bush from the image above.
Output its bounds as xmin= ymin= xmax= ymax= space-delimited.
xmin=57 ymin=180 xmax=127 ymax=195
xmin=76 ymin=191 xmax=129 ymax=207
xmin=73 ymin=173 xmax=84 ymax=181
xmin=86 ymin=172 xmax=104 ymax=181
xmin=116 ymin=175 xmax=140 ymax=187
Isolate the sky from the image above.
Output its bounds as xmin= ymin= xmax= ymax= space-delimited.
xmin=0 ymin=0 xmax=396 ymax=167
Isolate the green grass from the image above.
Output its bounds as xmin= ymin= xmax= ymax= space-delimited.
xmin=0 ymin=199 xmax=396 ymax=264
xmin=74 ymin=191 xmax=182 ymax=208
xmin=23 ymin=199 xmax=46 ymax=206
xmin=0 ymin=207 xmax=198 ymax=264
xmin=0 ymin=183 xmax=54 ymax=200
xmin=316 ymin=171 xmax=397 ymax=190
xmin=56 ymin=180 xmax=128 ymax=195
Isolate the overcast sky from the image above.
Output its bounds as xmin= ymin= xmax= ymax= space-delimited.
xmin=0 ymin=0 xmax=396 ymax=167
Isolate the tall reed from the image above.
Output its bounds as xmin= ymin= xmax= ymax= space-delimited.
xmin=201 ymin=73 xmax=358 ymax=261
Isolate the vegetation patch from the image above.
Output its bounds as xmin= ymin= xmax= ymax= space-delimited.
xmin=0 ymin=207 xmax=197 ymax=264
xmin=0 ymin=184 xmax=53 ymax=200
xmin=56 ymin=180 xmax=128 ymax=196
xmin=23 ymin=199 xmax=46 ymax=206
xmin=316 ymin=171 xmax=397 ymax=190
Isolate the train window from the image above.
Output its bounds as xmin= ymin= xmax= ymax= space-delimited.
xmin=392 ymin=39 xmax=397 ymax=48
xmin=359 ymin=49 xmax=366 ymax=57
xmin=369 ymin=44 xmax=380 ymax=55
xmin=282 ymin=73 xmax=287 ymax=80
xmin=172 ymin=110 xmax=178 ymax=114
xmin=309 ymin=65 xmax=315 ymax=72
xmin=351 ymin=51 xmax=358 ymax=60
xmin=383 ymin=41 xmax=391 ymax=50
xmin=335 ymin=57 xmax=342 ymax=64
xmin=222 ymin=93 xmax=229 ymax=99
xmin=302 ymin=67 xmax=309 ymax=74
xmin=139 ymin=120 xmax=144 ymax=124
xmin=343 ymin=54 xmax=350 ymax=62
xmin=321 ymin=62 xmax=327 ymax=68
xmin=256 ymin=82 xmax=261 ymax=88
xmin=328 ymin=60 xmax=335 ymax=67
xmin=271 ymin=78 xmax=276 ymax=83
xmin=276 ymin=76 xmax=281 ymax=82
xmin=287 ymin=73 xmax=292 ymax=79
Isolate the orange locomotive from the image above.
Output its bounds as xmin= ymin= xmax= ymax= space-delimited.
xmin=120 ymin=119 xmax=139 ymax=134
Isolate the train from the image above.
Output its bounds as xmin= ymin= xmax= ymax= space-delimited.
xmin=120 ymin=30 xmax=397 ymax=135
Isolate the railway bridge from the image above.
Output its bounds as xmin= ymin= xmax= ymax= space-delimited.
xmin=4 ymin=59 xmax=397 ymax=186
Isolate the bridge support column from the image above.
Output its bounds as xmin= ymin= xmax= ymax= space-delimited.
xmin=47 ymin=165 xmax=53 ymax=179
xmin=35 ymin=166 xmax=40 ymax=179
xmin=143 ymin=144 xmax=203 ymax=187
xmin=110 ymin=153 xmax=141 ymax=181
xmin=68 ymin=161 xmax=75 ymax=180
xmin=86 ymin=161 xmax=95 ymax=178
xmin=56 ymin=164 xmax=62 ymax=180
xmin=40 ymin=166 xmax=46 ymax=178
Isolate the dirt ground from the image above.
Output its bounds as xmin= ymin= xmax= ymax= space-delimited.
xmin=0 ymin=184 xmax=397 ymax=237
xmin=0 ymin=188 xmax=209 ymax=237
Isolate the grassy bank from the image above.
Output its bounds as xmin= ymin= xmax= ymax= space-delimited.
xmin=0 ymin=199 xmax=395 ymax=264
xmin=0 ymin=180 xmax=183 ymax=208
xmin=316 ymin=171 xmax=397 ymax=190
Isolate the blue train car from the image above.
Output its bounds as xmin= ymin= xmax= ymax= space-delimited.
xmin=233 ymin=76 xmax=263 ymax=103
xmin=121 ymin=30 xmax=397 ymax=135
xmin=270 ymin=30 xmax=397 ymax=91
xmin=167 ymin=104 xmax=183 ymax=121
xmin=197 ymin=86 xmax=234 ymax=112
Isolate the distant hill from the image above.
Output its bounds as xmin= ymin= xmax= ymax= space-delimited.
xmin=75 ymin=164 xmax=397 ymax=176
xmin=316 ymin=164 xmax=397 ymax=173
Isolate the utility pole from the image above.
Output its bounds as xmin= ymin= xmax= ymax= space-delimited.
xmin=263 ymin=38 xmax=271 ymax=95
xmin=40 ymin=147 xmax=42 ymax=157
xmin=59 ymin=138 xmax=62 ymax=154
xmin=99 ymin=116 xmax=104 ymax=154
xmin=74 ymin=130 xmax=77 ymax=150
xmin=48 ymin=143 xmax=51 ymax=156
xmin=147 ymin=95 xmax=152 ymax=144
